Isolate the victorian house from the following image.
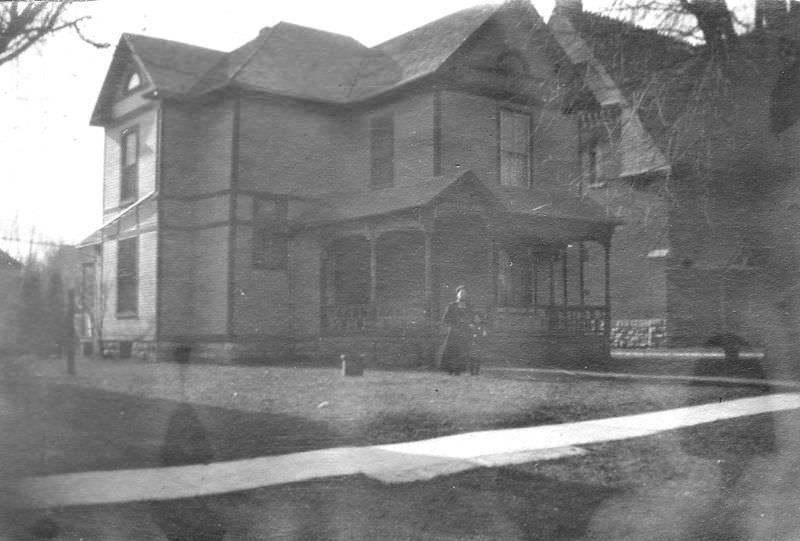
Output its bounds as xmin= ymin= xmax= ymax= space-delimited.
xmin=79 ymin=1 xmax=625 ymax=366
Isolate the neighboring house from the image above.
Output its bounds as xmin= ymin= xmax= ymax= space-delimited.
xmin=78 ymin=1 xmax=627 ymax=366
xmin=549 ymin=0 xmax=800 ymax=350
xmin=0 ymin=249 xmax=22 ymax=353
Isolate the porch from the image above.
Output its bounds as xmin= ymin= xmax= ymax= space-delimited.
xmin=316 ymin=205 xmax=612 ymax=366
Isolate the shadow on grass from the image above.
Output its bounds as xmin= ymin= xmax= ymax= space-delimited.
xmin=678 ymin=354 xmax=777 ymax=541
xmin=208 ymin=465 xmax=621 ymax=540
xmin=1 ymin=380 xmax=346 ymax=477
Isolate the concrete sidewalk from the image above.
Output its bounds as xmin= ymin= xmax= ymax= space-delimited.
xmin=14 ymin=392 xmax=800 ymax=509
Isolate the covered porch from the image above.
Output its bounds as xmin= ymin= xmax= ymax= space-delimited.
xmin=299 ymin=172 xmax=618 ymax=367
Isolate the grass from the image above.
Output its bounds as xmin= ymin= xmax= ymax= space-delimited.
xmin=4 ymin=356 xmax=768 ymax=446
xmin=4 ymin=356 xmax=797 ymax=540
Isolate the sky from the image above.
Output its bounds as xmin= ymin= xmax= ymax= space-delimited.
xmin=0 ymin=0 xmax=755 ymax=259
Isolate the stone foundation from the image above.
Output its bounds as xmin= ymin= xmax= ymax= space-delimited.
xmin=611 ymin=319 xmax=666 ymax=348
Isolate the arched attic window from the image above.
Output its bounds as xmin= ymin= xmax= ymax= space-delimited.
xmin=496 ymin=50 xmax=529 ymax=77
xmin=118 ymin=67 xmax=144 ymax=97
xmin=126 ymin=71 xmax=142 ymax=91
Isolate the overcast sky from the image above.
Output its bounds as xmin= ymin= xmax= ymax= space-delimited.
xmin=0 ymin=0 xmax=755 ymax=258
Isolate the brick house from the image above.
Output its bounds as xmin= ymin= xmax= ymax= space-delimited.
xmin=549 ymin=0 xmax=800 ymax=352
xmin=78 ymin=1 xmax=627 ymax=366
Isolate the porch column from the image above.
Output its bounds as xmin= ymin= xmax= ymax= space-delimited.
xmin=319 ymin=244 xmax=327 ymax=332
xmin=579 ymin=242 xmax=585 ymax=305
xmin=604 ymin=241 xmax=612 ymax=345
xmin=562 ymin=246 xmax=568 ymax=305
xmin=424 ymin=231 xmax=433 ymax=316
xmin=488 ymin=239 xmax=497 ymax=309
xmin=369 ymin=232 xmax=377 ymax=304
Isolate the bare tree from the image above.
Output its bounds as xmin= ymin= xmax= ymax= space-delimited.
xmin=0 ymin=1 xmax=107 ymax=67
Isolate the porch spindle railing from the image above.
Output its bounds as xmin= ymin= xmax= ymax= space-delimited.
xmin=323 ymin=304 xmax=376 ymax=333
xmin=547 ymin=305 xmax=606 ymax=335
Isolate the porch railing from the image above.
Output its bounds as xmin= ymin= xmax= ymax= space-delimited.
xmin=324 ymin=303 xmax=607 ymax=336
xmin=323 ymin=304 xmax=376 ymax=333
xmin=547 ymin=305 xmax=606 ymax=335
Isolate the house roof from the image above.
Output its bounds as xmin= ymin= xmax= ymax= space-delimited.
xmin=294 ymin=170 xmax=620 ymax=227
xmin=77 ymin=191 xmax=157 ymax=247
xmin=90 ymin=34 xmax=225 ymax=124
xmin=93 ymin=2 xmax=522 ymax=115
xmin=124 ymin=34 xmax=226 ymax=95
xmin=0 ymin=248 xmax=21 ymax=270
xmin=190 ymin=23 xmax=370 ymax=101
xmin=548 ymin=11 xmax=675 ymax=177
xmin=192 ymin=5 xmax=501 ymax=102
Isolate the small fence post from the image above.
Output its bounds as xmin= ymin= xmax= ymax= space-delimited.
xmin=66 ymin=288 xmax=76 ymax=375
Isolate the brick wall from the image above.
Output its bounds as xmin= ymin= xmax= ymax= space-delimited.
xmin=583 ymin=178 xmax=669 ymax=321
xmin=190 ymin=226 xmax=230 ymax=335
xmin=440 ymin=91 xmax=500 ymax=184
xmin=238 ymin=98 xmax=363 ymax=194
xmin=231 ymin=224 xmax=290 ymax=336
xmin=158 ymin=228 xmax=192 ymax=337
xmin=372 ymin=94 xmax=435 ymax=186
xmin=290 ymin=230 xmax=322 ymax=337
xmin=161 ymin=101 xmax=234 ymax=198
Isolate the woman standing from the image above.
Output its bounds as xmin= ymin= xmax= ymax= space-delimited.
xmin=439 ymin=285 xmax=482 ymax=375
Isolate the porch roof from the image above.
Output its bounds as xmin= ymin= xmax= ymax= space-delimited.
xmin=77 ymin=191 xmax=157 ymax=248
xmin=292 ymin=170 xmax=621 ymax=228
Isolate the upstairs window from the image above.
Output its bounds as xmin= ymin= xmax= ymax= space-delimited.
xmin=120 ymin=127 xmax=139 ymax=203
xmin=499 ymin=110 xmax=531 ymax=187
xmin=370 ymin=115 xmax=394 ymax=188
xmin=117 ymin=237 xmax=138 ymax=316
xmin=253 ymin=198 xmax=289 ymax=270
xmin=125 ymin=71 xmax=142 ymax=92
xmin=584 ymin=138 xmax=607 ymax=188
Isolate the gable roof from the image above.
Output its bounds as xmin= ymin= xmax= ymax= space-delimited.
xmin=294 ymin=170 xmax=620 ymax=227
xmin=548 ymin=11 xmax=674 ymax=177
xmin=124 ymin=34 xmax=226 ymax=95
xmin=91 ymin=34 xmax=225 ymax=124
xmin=293 ymin=171 xmax=489 ymax=225
xmin=92 ymin=2 xmax=542 ymax=118
xmin=362 ymin=4 xmax=501 ymax=95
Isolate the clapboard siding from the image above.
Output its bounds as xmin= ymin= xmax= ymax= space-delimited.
xmin=101 ymin=230 xmax=158 ymax=340
xmin=103 ymin=108 xmax=159 ymax=218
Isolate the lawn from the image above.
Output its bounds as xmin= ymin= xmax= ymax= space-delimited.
xmin=3 ymin=356 xmax=797 ymax=540
xmin=0 ymin=356 xmax=770 ymax=475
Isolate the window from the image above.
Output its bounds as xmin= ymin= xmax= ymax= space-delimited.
xmin=499 ymin=110 xmax=531 ymax=187
xmin=253 ymin=199 xmax=288 ymax=270
xmin=584 ymin=137 xmax=608 ymax=188
xmin=370 ymin=115 xmax=394 ymax=188
xmin=126 ymin=71 xmax=142 ymax=91
xmin=497 ymin=248 xmax=571 ymax=307
xmin=120 ymin=127 xmax=139 ymax=203
xmin=117 ymin=237 xmax=138 ymax=316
